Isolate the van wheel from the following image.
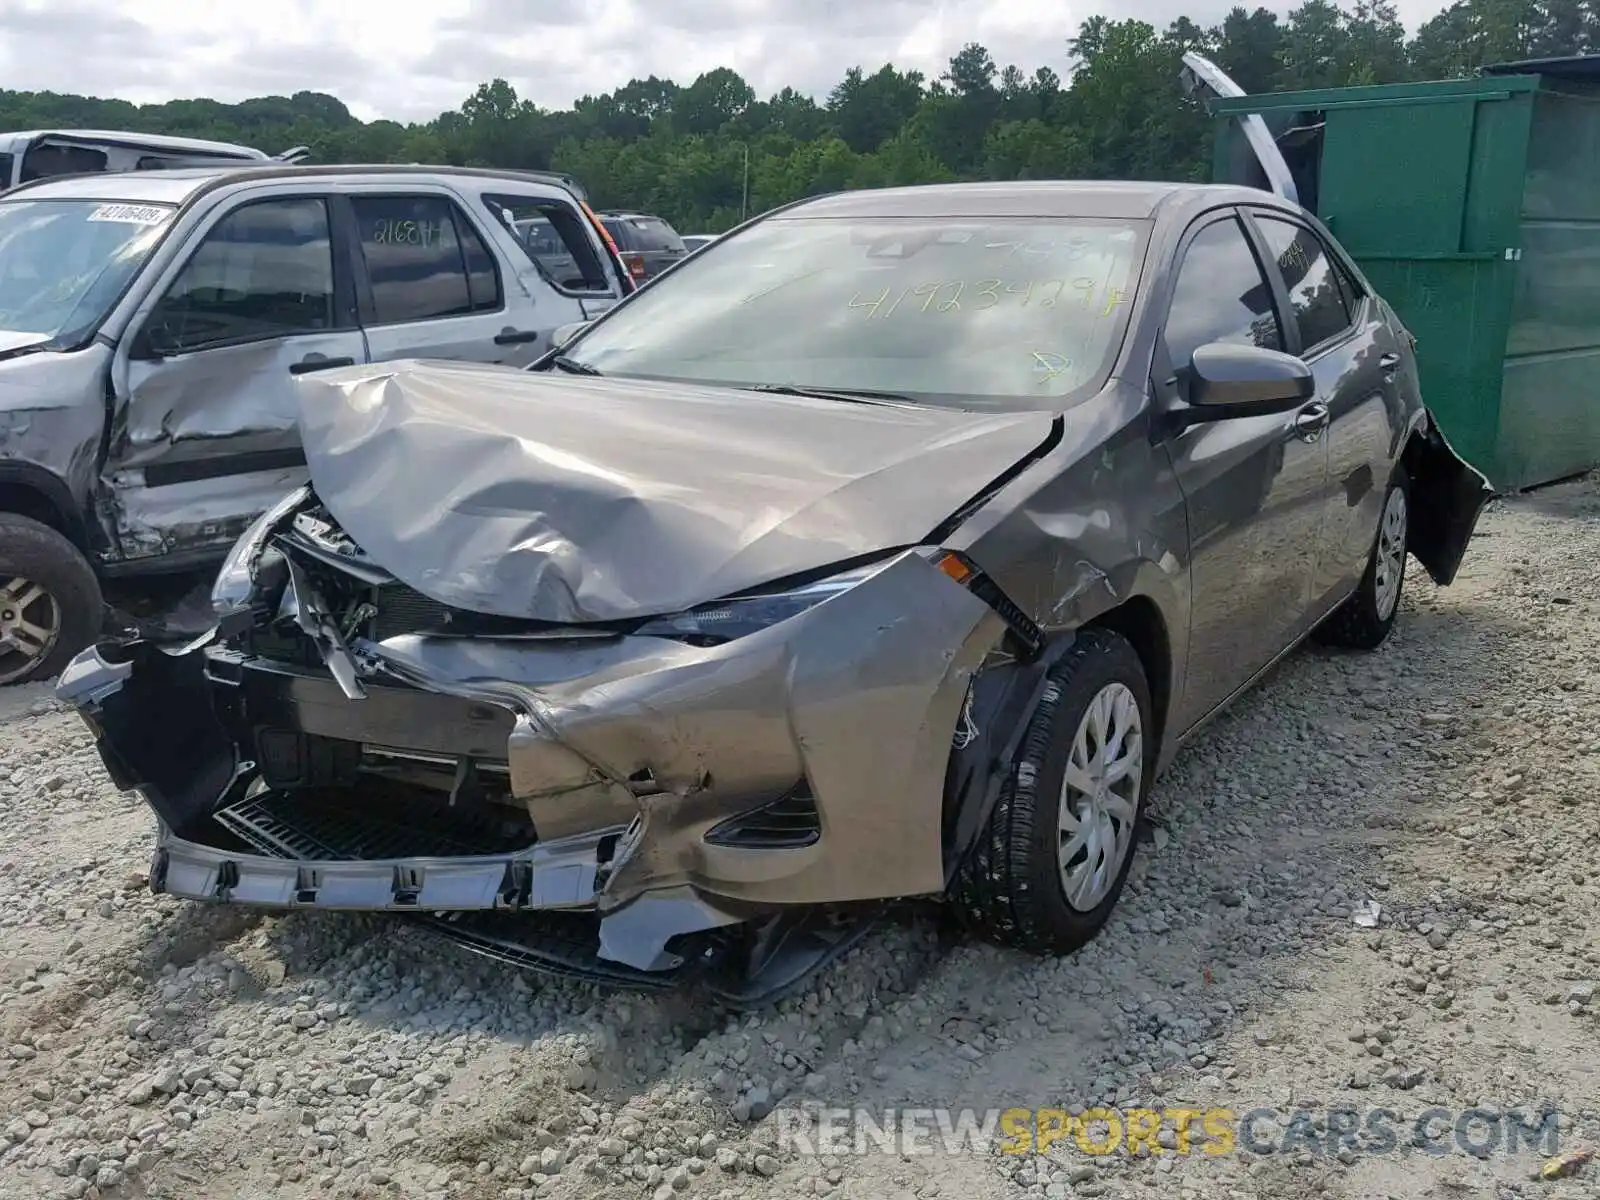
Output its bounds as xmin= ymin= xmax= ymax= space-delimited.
xmin=0 ymin=515 xmax=104 ymax=685
xmin=951 ymin=628 xmax=1153 ymax=955
xmin=1314 ymin=472 xmax=1409 ymax=651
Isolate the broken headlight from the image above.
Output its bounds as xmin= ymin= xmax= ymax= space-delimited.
xmin=631 ymin=557 xmax=897 ymax=644
xmin=210 ymin=485 xmax=310 ymax=616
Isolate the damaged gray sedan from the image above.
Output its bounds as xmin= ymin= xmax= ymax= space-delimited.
xmin=57 ymin=181 xmax=1491 ymax=1002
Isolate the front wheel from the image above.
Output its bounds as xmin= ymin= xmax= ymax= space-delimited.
xmin=0 ymin=514 xmax=104 ymax=685
xmin=1314 ymin=472 xmax=1409 ymax=651
xmin=950 ymin=627 xmax=1153 ymax=955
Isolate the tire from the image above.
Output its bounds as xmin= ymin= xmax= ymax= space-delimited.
xmin=1313 ymin=471 xmax=1409 ymax=652
xmin=951 ymin=627 xmax=1153 ymax=955
xmin=0 ymin=514 xmax=104 ymax=686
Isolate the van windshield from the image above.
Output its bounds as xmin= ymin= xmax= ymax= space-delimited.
xmin=0 ymin=199 xmax=174 ymax=348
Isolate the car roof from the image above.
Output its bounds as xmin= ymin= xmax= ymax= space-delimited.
xmin=779 ymin=180 xmax=1296 ymax=222
xmin=0 ymin=163 xmax=586 ymax=207
xmin=0 ymin=129 xmax=269 ymax=158
xmin=0 ymin=169 xmax=223 ymax=204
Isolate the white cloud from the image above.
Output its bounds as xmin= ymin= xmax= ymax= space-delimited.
xmin=0 ymin=0 xmax=1453 ymax=124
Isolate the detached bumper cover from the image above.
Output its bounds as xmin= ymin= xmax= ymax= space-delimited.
xmin=151 ymin=815 xmax=607 ymax=912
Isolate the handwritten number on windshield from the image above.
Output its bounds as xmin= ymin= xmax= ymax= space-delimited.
xmin=846 ymin=278 xmax=1127 ymax=318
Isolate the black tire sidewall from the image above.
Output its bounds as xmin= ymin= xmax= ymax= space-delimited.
xmin=0 ymin=515 xmax=103 ymax=684
xmin=1014 ymin=631 xmax=1154 ymax=941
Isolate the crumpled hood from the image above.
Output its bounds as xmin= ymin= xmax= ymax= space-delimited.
xmin=294 ymin=359 xmax=1058 ymax=623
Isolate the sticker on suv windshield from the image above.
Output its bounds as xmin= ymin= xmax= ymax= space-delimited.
xmin=87 ymin=204 xmax=169 ymax=226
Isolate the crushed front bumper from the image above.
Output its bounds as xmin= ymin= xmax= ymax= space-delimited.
xmin=57 ymin=548 xmax=1002 ymax=975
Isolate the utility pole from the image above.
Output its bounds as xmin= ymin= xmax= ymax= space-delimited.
xmin=736 ymin=141 xmax=750 ymax=222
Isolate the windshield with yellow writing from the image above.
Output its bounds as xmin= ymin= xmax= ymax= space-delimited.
xmin=564 ymin=215 xmax=1150 ymax=410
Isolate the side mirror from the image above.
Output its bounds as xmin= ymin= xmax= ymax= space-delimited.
xmin=1179 ymin=342 xmax=1314 ymax=423
xmin=551 ymin=321 xmax=590 ymax=350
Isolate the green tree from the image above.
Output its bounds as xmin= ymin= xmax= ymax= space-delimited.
xmin=0 ymin=2 xmax=1542 ymax=231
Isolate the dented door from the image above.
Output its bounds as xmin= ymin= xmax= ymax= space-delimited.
xmin=104 ymin=192 xmax=367 ymax=565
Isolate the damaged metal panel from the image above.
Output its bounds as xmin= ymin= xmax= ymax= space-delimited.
xmin=0 ymin=342 xmax=113 ymax=542
xmin=104 ymin=465 xmax=310 ymax=564
xmin=103 ymin=322 xmax=365 ymax=562
xmin=946 ymin=383 xmax=1188 ymax=631
xmin=292 ymin=360 xmax=1059 ymax=623
xmin=110 ymin=336 xmax=333 ymax=468
xmin=355 ymin=548 xmax=1002 ymax=906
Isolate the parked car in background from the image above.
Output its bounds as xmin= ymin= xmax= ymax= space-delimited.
xmin=0 ymin=163 xmax=632 ymax=684
xmin=0 ymin=130 xmax=307 ymax=192
xmin=510 ymin=214 xmax=599 ymax=291
xmin=599 ymin=210 xmax=688 ymax=282
xmin=680 ymin=233 xmax=718 ymax=253
xmin=57 ymin=180 xmax=1490 ymax=1002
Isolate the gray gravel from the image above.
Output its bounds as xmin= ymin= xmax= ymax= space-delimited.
xmin=4 ymin=478 xmax=1600 ymax=1200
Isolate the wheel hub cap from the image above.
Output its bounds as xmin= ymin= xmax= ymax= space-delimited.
xmin=0 ymin=575 xmax=62 ymax=684
xmin=1058 ymin=681 xmax=1143 ymax=912
xmin=1374 ymin=486 xmax=1408 ymax=622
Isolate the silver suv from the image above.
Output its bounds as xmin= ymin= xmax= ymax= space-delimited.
xmin=0 ymin=164 xmax=633 ymax=683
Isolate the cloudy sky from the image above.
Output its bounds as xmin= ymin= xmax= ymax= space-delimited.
xmin=1 ymin=0 xmax=1453 ymax=124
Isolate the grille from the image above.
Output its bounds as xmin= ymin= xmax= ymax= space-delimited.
xmin=704 ymin=785 xmax=821 ymax=850
xmin=212 ymin=786 xmax=533 ymax=861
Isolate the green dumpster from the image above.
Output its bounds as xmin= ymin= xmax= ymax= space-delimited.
xmin=1205 ymin=56 xmax=1600 ymax=493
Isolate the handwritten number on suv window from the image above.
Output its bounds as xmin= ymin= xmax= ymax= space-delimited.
xmin=371 ymin=219 xmax=444 ymax=247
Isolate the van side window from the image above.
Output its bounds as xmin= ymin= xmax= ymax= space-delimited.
xmin=350 ymin=194 xmax=503 ymax=324
xmin=483 ymin=193 xmax=611 ymax=292
xmin=150 ymin=197 xmax=336 ymax=353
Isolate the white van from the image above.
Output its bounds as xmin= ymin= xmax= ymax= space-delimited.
xmin=0 ymin=130 xmax=308 ymax=192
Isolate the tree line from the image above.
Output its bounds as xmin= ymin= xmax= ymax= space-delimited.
xmin=2 ymin=0 xmax=1594 ymax=232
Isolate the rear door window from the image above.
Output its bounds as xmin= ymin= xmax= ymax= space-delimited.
xmin=623 ymin=216 xmax=685 ymax=253
xmin=350 ymin=194 xmax=502 ymax=324
xmin=0 ymin=154 xmax=12 ymax=190
xmin=484 ymin=193 xmax=612 ymax=292
xmin=1254 ymin=214 xmax=1354 ymax=352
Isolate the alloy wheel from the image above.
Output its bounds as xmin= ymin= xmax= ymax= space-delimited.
xmin=1057 ymin=681 xmax=1143 ymax=912
xmin=1375 ymin=486 xmax=1408 ymax=621
xmin=0 ymin=575 xmax=63 ymax=684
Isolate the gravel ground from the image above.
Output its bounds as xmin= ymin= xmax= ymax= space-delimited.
xmin=4 ymin=478 xmax=1600 ymax=1200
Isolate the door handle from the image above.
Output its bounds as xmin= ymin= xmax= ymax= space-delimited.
xmin=289 ymin=355 xmax=356 ymax=375
xmin=1379 ymin=351 xmax=1401 ymax=375
xmin=494 ymin=328 xmax=540 ymax=346
xmin=1293 ymin=402 xmax=1330 ymax=443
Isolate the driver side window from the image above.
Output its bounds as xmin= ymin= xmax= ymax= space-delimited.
xmin=147 ymin=197 xmax=336 ymax=354
xmin=1164 ymin=216 xmax=1282 ymax=373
